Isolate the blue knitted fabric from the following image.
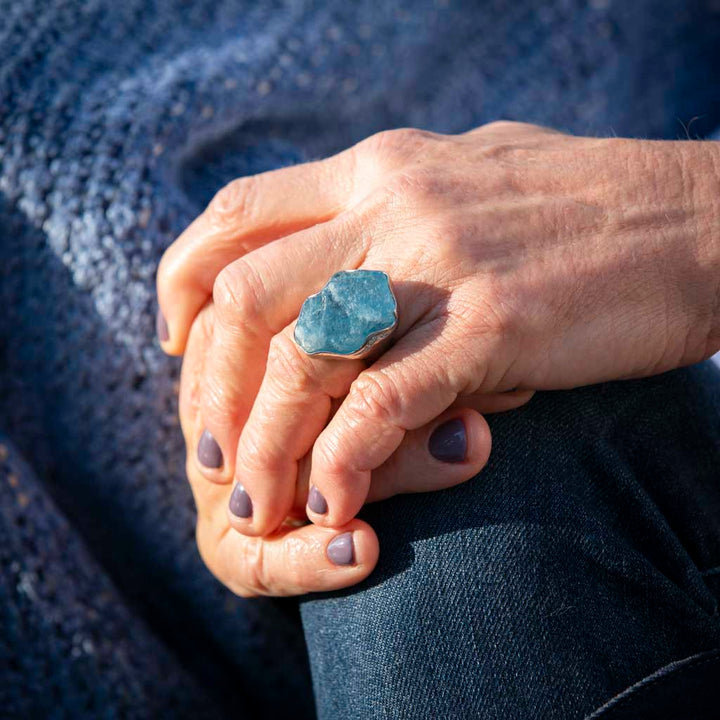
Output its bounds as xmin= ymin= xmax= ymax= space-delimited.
xmin=1 ymin=1 xmax=719 ymax=717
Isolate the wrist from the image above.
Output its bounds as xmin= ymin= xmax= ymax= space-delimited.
xmin=677 ymin=140 xmax=720 ymax=360
xmin=628 ymin=137 xmax=720 ymax=367
xmin=605 ymin=138 xmax=720 ymax=370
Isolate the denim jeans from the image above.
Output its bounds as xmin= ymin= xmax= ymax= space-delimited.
xmin=300 ymin=361 xmax=720 ymax=719
xmin=3 ymin=364 xmax=719 ymax=718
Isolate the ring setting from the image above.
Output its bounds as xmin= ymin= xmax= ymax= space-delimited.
xmin=294 ymin=269 xmax=398 ymax=360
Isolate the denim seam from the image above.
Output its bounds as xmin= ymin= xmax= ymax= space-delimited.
xmin=700 ymin=566 xmax=720 ymax=577
xmin=585 ymin=648 xmax=720 ymax=719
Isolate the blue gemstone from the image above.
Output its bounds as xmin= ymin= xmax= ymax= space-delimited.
xmin=294 ymin=270 xmax=397 ymax=357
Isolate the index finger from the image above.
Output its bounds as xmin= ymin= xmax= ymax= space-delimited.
xmin=157 ymin=149 xmax=359 ymax=355
xmin=180 ymin=308 xmax=380 ymax=596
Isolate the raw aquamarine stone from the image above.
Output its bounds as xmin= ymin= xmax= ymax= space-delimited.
xmin=294 ymin=270 xmax=398 ymax=357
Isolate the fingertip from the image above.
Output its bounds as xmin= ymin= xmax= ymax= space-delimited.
xmin=461 ymin=408 xmax=492 ymax=470
xmin=155 ymin=302 xmax=180 ymax=355
xmin=226 ymin=498 xmax=265 ymax=538
xmin=156 ymin=253 xmax=198 ymax=356
xmin=157 ymin=312 xmax=190 ymax=356
xmin=284 ymin=519 xmax=382 ymax=594
xmin=324 ymin=519 xmax=379 ymax=577
xmin=225 ymin=484 xmax=265 ymax=538
xmin=194 ymin=428 xmax=237 ymax=487
xmin=326 ymin=531 xmax=355 ymax=565
xmin=226 ymin=487 xmax=294 ymax=540
xmin=216 ymin=517 xmax=380 ymax=596
xmin=305 ymin=504 xmax=334 ymax=528
xmin=308 ymin=485 xmax=328 ymax=515
xmin=428 ymin=407 xmax=491 ymax=472
xmin=156 ymin=306 xmax=170 ymax=343
xmin=305 ymin=468 xmax=369 ymax=530
xmin=155 ymin=303 xmax=189 ymax=355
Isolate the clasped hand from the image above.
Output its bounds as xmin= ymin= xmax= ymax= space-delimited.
xmin=157 ymin=121 xmax=719 ymax=596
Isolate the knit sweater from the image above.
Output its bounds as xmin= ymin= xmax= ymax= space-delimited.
xmin=1 ymin=1 xmax=719 ymax=717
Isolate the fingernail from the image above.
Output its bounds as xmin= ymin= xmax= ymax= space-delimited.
xmin=307 ymin=485 xmax=328 ymax=514
xmin=327 ymin=532 xmax=355 ymax=566
xmin=156 ymin=308 xmax=169 ymax=343
xmin=428 ymin=417 xmax=467 ymax=463
xmin=229 ymin=484 xmax=253 ymax=519
xmin=197 ymin=429 xmax=223 ymax=469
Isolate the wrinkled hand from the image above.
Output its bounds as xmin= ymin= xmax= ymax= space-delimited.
xmin=158 ymin=125 xmax=535 ymax=596
xmin=175 ymin=297 xmax=527 ymax=597
xmin=158 ymin=121 xmax=719 ymax=595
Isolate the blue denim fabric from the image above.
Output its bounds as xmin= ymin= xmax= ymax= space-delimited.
xmin=301 ymin=362 xmax=720 ymax=719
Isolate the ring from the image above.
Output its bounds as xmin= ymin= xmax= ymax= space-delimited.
xmin=294 ymin=269 xmax=399 ymax=360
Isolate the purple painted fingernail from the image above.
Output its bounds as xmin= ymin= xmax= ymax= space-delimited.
xmin=428 ymin=418 xmax=467 ymax=463
xmin=308 ymin=485 xmax=328 ymax=514
xmin=327 ymin=532 xmax=355 ymax=566
xmin=197 ymin=429 xmax=223 ymax=469
xmin=229 ymin=484 xmax=253 ymax=519
xmin=156 ymin=308 xmax=169 ymax=343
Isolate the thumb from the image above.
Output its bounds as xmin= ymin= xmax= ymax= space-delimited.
xmin=208 ymin=517 xmax=380 ymax=597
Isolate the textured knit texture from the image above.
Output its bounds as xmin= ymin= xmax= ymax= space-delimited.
xmin=0 ymin=433 xmax=224 ymax=718
xmin=1 ymin=0 xmax=720 ymax=717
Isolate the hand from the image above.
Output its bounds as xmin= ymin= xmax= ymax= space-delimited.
xmin=159 ymin=121 xmax=719 ymax=550
xmin=160 ymin=145 xmax=533 ymax=596
xmin=174 ymin=293 xmax=531 ymax=597
xmin=175 ymin=299 xmax=378 ymax=597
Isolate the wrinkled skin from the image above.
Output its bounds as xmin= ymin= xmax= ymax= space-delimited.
xmin=157 ymin=121 xmax=720 ymax=597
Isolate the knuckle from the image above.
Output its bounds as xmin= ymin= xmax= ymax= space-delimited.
xmin=206 ymin=175 xmax=259 ymax=229
xmin=156 ymin=241 xmax=198 ymax=302
xmin=359 ymin=127 xmax=435 ymax=166
xmin=347 ymin=371 xmax=404 ymax=427
xmin=237 ymin=429 xmax=286 ymax=476
xmin=199 ymin=378 xmax=236 ymax=435
xmin=267 ymin=332 xmax=318 ymax=393
xmin=279 ymin=536 xmax=312 ymax=592
xmin=312 ymin=436 xmax=344 ymax=478
xmin=482 ymin=119 xmax=550 ymax=136
xmin=472 ymin=147 xmax=526 ymax=196
xmin=234 ymin=536 xmax=270 ymax=596
xmin=480 ymin=119 xmax=521 ymax=134
xmin=196 ymin=523 xmax=268 ymax=598
xmin=212 ymin=261 xmax=264 ymax=330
